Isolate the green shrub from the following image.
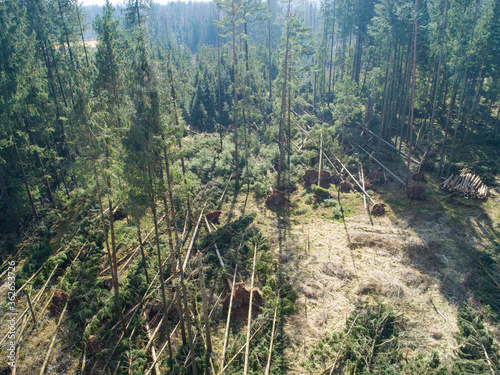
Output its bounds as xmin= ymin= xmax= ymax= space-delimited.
xmin=324 ymin=198 xmax=338 ymax=207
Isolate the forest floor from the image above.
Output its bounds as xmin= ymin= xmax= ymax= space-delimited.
xmin=221 ymin=174 xmax=500 ymax=373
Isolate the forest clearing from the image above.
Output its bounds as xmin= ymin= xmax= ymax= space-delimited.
xmin=0 ymin=0 xmax=499 ymax=373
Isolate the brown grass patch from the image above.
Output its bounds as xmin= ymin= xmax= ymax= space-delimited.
xmin=357 ymin=270 xmax=405 ymax=297
xmin=321 ymin=261 xmax=353 ymax=280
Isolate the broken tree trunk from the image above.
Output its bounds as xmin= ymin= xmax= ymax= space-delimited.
xmin=244 ymin=245 xmax=258 ymax=375
xmin=221 ymin=266 xmax=238 ymax=371
xmin=355 ymin=142 xmax=405 ymax=185
xmin=182 ymin=210 xmax=204 ymax=272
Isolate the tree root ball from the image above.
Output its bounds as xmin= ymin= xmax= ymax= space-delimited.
xmin=420 ymin=160 xmax=435 ymax=172
xmin=412 ymin=172 xmax=426 ymax=182
xmin=265 ymin=190 xmax=290 ymax=208
xmin=371 ymin=203 xmax=386 ymax=216
xmin=113 ymin=207 xmax=128 ymax=221
xmin=223 ymin=283 xmax=262 ymax=322
xmin=407 ymin=183 xmax=426 ymax=200
xmin=330 ymin=173 xmax=342 ymax=186
xmin=49 ymin=289 xmax=69 ymax=316
xmin=340 ymin=180 xmax=353 ymax=192
xmin=86 ymin=335 xmax=101 ymax=356
xmin=367 ymin=170 xmax=384 ymax=185
xmin=303 ymin=169 xmax=331 ymax=188
xmin=205 ymin=210 xmax=221 ymax=224
xmin=383 ymin=153 xmax=394 ymax=162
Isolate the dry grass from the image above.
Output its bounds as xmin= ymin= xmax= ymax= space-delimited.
xmin=357 ymin=270 xmax=405 ymax=298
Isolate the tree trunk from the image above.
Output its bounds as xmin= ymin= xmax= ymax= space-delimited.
xmin=147 ymin=163 xmax=173 ymax=360
xmin=232 ymin=2 xmax=239 ymax=181
xmin=277 ymin=0 xmax=291 ymax=190
xmin=405 ymin=0 xmax=418 ymax=186
xmin=218 ymin=9 xmax=223 ymax=149
xmin=136 ymin=221 xmax=150 ymax=285
xmin=423 ymin=0 xmax=448 ymax=163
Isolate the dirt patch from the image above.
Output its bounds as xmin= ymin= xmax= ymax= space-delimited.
xmin=223 ymin=283 xmax=262 ymax=322
xmin=407 ymin=183 xmax=426 ymax=199
xmin=49 ymin=289 xmax=69 ymax=316
xmin=371 ymin=203 xmax=386 ymax=216
xmin=205 ymin=210 xmax=221 ymax=224
xmin=265 ymin=190 xmax=290 ymax=208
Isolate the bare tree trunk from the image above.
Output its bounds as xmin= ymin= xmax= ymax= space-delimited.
xmin=147 ymin=163 xmax=173 ymax=360
xmin=136 ymin=221 xmax=150 ymax=285
xmin=232 ymin=1 xmax=240 ymax=181
xmin=76 ymin=5 xmax=89 ymax=68
xmin=277 ymin=0 xmax=292 ymax=190
xmin=197 ymin=252 xmax=212 ymax=374
xmin=438 ymin=70 xmax=459 ymax=175
xmin=405 ymin=0 xmax=418 ymax=186
xmin=218 ymin=9 xmax=223 ymax=149
xmin=423 ymin=0 xmax=448 ymax=163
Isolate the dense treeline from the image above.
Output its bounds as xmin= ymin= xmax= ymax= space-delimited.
xmin=0 ymin=0 xmax=499 ymax=373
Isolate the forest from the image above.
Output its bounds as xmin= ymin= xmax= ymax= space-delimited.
xmin=0 ymin=0 xmax=499 ymax=373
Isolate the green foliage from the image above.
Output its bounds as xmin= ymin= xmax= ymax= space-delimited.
xmin=454 ymin=303 xmax=499 ymax=374
xmin=307 ymin=303 xmax=449 ymax=374
xmin=311 ymin=184 xmax=331 ymax=201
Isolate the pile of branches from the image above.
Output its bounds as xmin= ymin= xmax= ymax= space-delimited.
xmin=441 ymin=170 xmax=488 ymax=199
